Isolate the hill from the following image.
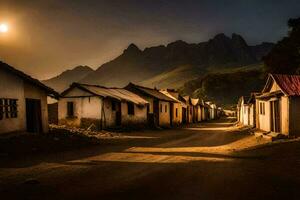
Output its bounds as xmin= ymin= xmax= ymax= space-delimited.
xmin=43 ymin=65 xmax=94 ymax=92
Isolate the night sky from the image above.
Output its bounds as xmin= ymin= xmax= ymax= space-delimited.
xmin=0 ymin=0 xmax=300 ymax=79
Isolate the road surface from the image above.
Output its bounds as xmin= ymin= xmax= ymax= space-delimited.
xmin=1 ymin=118 xmax=300 ymax=200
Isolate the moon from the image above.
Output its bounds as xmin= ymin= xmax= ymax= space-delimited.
xmin=0 ymin=24 xmax=8 ymax=33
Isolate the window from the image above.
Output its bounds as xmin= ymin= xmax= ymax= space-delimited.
xmin=67 ymin=102 xmax=74 ymax=117
xmin=259 ymin=102 xmax=265 ymax=115
xmin=0 ymin=98 xmax=18 ymax=120
xmin=10 ymin=99 xmax=18 ymax=118
xmin=176 ymin=108 xmax=178 ymax=117
xmin=165 ymin=105 xmax=167 ymax=113
xmin=128 ymin=102 xmax=134 ymax=115
xmin=160 ymin=104 xmax=162 ymax=113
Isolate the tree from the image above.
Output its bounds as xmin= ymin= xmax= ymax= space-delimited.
xmin=264 ymin=17 xmax=300 ymax=74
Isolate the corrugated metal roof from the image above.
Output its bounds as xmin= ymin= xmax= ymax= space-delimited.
xmin=64 ymin=83 xmax=149 ymax=105
xmin=160 ymin=90 xmax=187 ymax=107
xmin=270 ymin=74 xmax=300 ymax=96
xmin=126 ymin=83 xmax=176 ymax=102
xmin=1 ymin=61 xmax=59 ymax=98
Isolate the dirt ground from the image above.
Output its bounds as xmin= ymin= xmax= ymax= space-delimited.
xmin=1 ymin=118 xmax=300 ymax=200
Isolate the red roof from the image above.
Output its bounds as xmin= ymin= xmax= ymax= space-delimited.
xmin=268 ymin=74 xmax=300 ymax=96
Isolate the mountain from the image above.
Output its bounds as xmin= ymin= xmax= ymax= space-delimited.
xmin=44 ymin=33 xmax=273 ymax=105
xmin=43 ymin=65 xmax=94 ymax=92
xmin=80 ymin=33 xmax=274 ymax=88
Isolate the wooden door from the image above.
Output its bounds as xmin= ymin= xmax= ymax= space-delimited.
xmin=271 ymin=100 xmax=280 ymax=132
xmin=26 ymin=99 xmax=43 ymax=133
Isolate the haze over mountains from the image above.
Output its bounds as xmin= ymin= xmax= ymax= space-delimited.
xmin=43 ymin=33 xmax=274 ymax=104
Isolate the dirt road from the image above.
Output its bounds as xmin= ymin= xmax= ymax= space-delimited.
xmin=1 ymin=118 xmax=300 ymax=200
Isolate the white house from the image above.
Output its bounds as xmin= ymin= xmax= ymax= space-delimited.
xmin=0 ymin=62 xmax=58 ymax=134
xmin=58 ymin=83 xmax=149 ymax=130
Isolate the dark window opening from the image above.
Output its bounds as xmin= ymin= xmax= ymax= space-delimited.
xmin=128 ymin=102 xmax=134 ymax=115
xmin=67 ymin=102 xmax=74 ymax=117
xmin=0 ymin=99 xmax=3 ymax=120
xmin=160 ymin=104 xmax=162 ymax=113
xmin=0 ymin=98 xmax=18 ymax=120
xmin=112 ymin=101 xmax=116 ymax=111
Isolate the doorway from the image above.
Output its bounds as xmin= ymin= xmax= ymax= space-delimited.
xmin=270 ymin=100 xmax=280 ymax=132
xmin=26 ymin=98 xmax=43 ymax=133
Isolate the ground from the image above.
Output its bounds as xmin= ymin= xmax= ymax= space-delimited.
xmin=1 ymin=118 xmax=300 ymax=200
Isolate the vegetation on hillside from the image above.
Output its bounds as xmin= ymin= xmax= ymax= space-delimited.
xmin=264 ymin=17 xmax=300 ymax=74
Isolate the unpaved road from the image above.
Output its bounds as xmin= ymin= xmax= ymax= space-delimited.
xmin=1 ymin=118 xmax=300 ymax=200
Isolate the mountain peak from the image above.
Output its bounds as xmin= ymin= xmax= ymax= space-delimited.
xmin=231 ymin=33 xmax=248 ymax=46
xmin=124 ymin=43 xmax=141 ymax=53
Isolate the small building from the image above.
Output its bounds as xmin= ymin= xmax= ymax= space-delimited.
xmin=160 ymin=89 xmax=187 ymax=126
xmin=0 ymin=62 xmax=58 ymax=134
xmin=125 ymin=83 xmax=176 ymax=127
xmin=206 ymin=101 xmax=217 ymax=120
xmin=58 ymin=83 xmax=149 ymax=130
xmin=191 ymin=98 xmax=203 ymax=122
xmin=202 ymin=102 xmax=210 ymax=121
xmin=237 ymin=96 xmax=250 ymax=125
xmin=183 ymin=96 xmax=194 ymax=124
xmin=256 ymin=74 xmax=300 ymax=137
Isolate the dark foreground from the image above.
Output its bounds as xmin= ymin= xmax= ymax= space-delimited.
xmin=1 ymin=118 xmax=300 ymax=200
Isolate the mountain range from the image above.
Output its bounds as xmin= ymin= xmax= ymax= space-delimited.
xmin=43 ymin=33 xmax=274 ymax=104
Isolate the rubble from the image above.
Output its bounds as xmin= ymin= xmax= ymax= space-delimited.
xmin=49 ymin=124 xmax=122 ymax=139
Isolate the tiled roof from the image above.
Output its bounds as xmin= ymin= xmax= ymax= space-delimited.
xmin=269 ymin=74 xmax=300 ymax=96
xmin=125 ymin=83 xmax=176 ymax=102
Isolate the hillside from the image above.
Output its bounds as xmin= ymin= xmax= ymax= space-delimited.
xmin=179 ymin=63 xmax=266 ymax=106
xmin=43 ymin=66 xmax=94 ymax=92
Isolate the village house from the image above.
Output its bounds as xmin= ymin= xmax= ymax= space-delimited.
xmin=0 ymin=62 xmax=59 ymax=134
xmin=159 ymin=89 xmax=187 ymax=126
xmin=191 ymin=98 xmax=202 ymax=122
xmin=182 ymin=96 xmax=194 ymax=124
xmin=256 ymin=74 xmax=300 ymax=137
xmin=58 ymin=83 xmax=149 ymax=130
xmin=202 ymin=102 xmax=210 ymax=121
xmin=125 ymin=83 xmax=176 ymax=127
xmin=206 ymin=101 xmax=217 ymax=120
xmin=237 ymin=96 xmax=250 ymax=126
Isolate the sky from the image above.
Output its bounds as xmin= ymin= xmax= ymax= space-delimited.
xmin=0 ymin=0 xmax=300 ymax=80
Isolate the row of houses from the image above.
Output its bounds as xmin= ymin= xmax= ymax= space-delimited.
xmin=57 ymin=82 xmax=221 ymax=130
xmin=237 ymin=73 xmax=300 ymax=137
xmin=0 ymin=62 xmax=221 ymax=135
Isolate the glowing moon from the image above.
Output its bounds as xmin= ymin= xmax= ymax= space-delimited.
xmin=0 ymin=24 xmax=8 ymax=33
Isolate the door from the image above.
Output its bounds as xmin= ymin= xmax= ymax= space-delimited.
xmin=153 ymin=100 xmax=159 ymax=126
xmin=26 ymin=98 xmax=43 ymax=133
xmin=115 ymin=102 xmax=121 ymax=126
xmin=170 ymin=103 xmax=174 ymax=126
xmin=270 ymin=100 xmax=280 ymax=132
xmin=182 ymin=107 xmax=187 ymax=124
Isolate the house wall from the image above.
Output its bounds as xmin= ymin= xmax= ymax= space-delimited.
xmin=172 ymin=102 xmax=182 ymax=125
xmin=187 ymin=105 xmax=193 ymax=123
xmin=257 ymin=100 xmax=271 ymax=132
xmin=239 ymin=100 xmax=244 ymax=124
xmin=0 ymin=69 xmax=26 ymax=134
xmin=159 ymin=100 xmax=171 ymax=127
xmin=121 ymin=102 xmax=147 ymax=126
xmin=197 ymin=106 xmax=202 ymax=122
xmin=289 ymin=97 xmax=300 ymax=137
xmin=280 ymin=96 xmax=289 ymax=135
xmin=249 ymin=104 xmax=254 ymax=126
xmin=24 ymin=82 xmax=49 ymax=133
xmin=58 ymin=96 xmax=103 ymax=128
xmin=243 ymin=104 xmax=249 ymax=126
